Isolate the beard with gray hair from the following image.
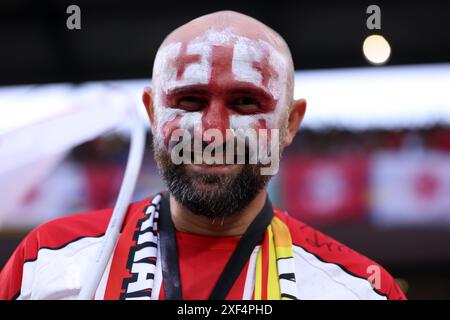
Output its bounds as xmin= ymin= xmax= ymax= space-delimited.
xmin=153 ymin=139 xmax=273 ymax=219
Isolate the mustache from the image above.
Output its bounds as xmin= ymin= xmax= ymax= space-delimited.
xmin=168 ymin=135 xmax=258 ymax=164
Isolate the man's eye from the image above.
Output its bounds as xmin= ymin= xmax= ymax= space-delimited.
xmin=232 ymin=97 xmax=260 ymax=113
xmin=177 ymin=96 xmax=207 ymax=110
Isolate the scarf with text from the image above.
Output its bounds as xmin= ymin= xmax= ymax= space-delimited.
xmin=102 ymin=194 xmax=298 ymax=300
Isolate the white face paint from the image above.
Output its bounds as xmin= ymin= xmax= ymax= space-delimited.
xmin=232 ymin=37 xmax=264 ymax=88
xmin=151 ymin=28 xmax=290 ymax=148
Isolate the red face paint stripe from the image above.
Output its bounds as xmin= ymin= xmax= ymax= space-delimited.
xmin=252 ymin=53 xmax=279 ymax=87
xmin=162 ymin=114 xmax=182 ymax=147
xmin=199 ymin=45 xmax=235 ymax=135
xmin=209 ymin=45 xmax=235 ymax=86
xmin=173 ymin=43 xmax=201 ymax=81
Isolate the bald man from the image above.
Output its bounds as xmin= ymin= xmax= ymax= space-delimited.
xmin=0 ymin=11 xmax=406 ymax=300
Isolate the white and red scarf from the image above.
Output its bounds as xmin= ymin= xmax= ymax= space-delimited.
xmin=101 ymin=194 xmax=298 ymax=300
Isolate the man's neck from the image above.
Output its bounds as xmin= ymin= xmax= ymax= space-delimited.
xmin=169 ymin=190 xmax=268 ymax=237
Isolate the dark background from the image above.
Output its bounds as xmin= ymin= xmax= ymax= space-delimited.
xmin=0 ymin=0 xmax=449 ymax=85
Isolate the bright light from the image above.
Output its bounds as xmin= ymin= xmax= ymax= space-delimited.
xmin=363 ymin=34 xmax=391 ymax=65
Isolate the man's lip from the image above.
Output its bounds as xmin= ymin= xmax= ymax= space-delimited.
xmin=190 ymin=152 xmax=246 ymax=163
xmin=186 ymin=163 xmax=239 ymax=174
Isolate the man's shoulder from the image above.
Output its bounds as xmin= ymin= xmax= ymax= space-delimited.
xmin=276 ymin=210 xmax=372 ymax=266
xmin=273 ymin=209 xmax=406 ymax=300
xmin=19 ymin=196 xmax=154 ymax=263
xmin=0 ymin=195 xmax=158 ymax=299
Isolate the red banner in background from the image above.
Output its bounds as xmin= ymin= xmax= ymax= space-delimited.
xmin=85 ymin=163 xmax=124 ymax=209
xmin=280 ymin=154 xmax=369 ymax=225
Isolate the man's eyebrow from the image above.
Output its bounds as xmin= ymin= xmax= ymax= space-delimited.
xmin=166 ymin=86 xmax=209 ymax=96
xmin=165 ymin=84 xmax=274 ymax=100
xmin=227 ymin=87 xmax=273 ymax=100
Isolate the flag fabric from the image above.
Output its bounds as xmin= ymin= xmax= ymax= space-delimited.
xmin=370 ymin=151 xmax=450 ymax=226
xmin=281 ymin=154 xmax=369 ymax=225
xmin=0 ymin=84 xmax=135 ymax=227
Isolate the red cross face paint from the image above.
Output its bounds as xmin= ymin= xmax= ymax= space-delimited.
xmin=152 ymin=28 xmax=289 ymax=157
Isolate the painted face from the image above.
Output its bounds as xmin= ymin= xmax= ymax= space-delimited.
xmin=152 ymin=28 xmax=289 ymax=149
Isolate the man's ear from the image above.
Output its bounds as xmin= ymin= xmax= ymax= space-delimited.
xmin=142 ymin=86 xmax=155 ymax=133
xmin=283 ymin=98 xmax=307 ymax=147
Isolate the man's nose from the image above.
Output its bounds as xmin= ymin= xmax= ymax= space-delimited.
xmin=200 ymin=99 xmax=230 ymax=140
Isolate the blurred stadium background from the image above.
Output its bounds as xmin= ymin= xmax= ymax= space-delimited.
xmin=1 ymin=1 xmax=450 ymax=299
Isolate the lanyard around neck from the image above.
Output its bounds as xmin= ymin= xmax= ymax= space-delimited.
xmin=158 ymin=193 xmax=274 ymax=300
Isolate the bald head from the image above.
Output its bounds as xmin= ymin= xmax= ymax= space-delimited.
xmin=143 ymin=11 xmax=306 ymax=217
xmin=161 ymin=11 xmax=292 ymax=60
xmin=153 ymin=11 xmax=294 ymax=101
xmin=143 ymin=11 xmax=307 ymax=209
xmin=144 ymin=10 xmax=305 ymax=153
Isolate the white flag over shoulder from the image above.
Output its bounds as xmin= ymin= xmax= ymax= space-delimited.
xmin=371 ymin=151 xmax=450 ymax=227
xmin=0 ymin=84 xmax=137 ymax=227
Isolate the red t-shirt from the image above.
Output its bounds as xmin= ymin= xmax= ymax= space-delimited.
xmin=158 ymin=231 xmax=251 ymax=300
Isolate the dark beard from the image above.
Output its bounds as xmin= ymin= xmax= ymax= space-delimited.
xmin=153 ymin=142 xmax=272 ymax=219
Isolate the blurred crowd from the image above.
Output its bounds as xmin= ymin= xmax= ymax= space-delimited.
xmin=3 ymin=125 xmax=449 ymax=229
